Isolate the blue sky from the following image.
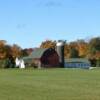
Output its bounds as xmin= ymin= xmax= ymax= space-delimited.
xmin=0 ymin=0 xmax=100 ymax=48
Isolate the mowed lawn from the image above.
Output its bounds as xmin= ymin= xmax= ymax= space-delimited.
xmin=0 ymin=68 xmax=100 ymax=100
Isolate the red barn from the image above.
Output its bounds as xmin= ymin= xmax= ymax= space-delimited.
xmin=23 ymin=48 xmax=59 ymax=68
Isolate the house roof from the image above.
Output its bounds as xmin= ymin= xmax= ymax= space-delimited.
xmin=65 ymin=58 xmax=90 ymax=63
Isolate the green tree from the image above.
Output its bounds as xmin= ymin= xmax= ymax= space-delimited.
xmin=69 ymin=47 xmax=79 ymax=58
xmin=89 ymin=37 xmax=100 ymax=54
xmin=96 ymin=58 xmax=100 ymax=67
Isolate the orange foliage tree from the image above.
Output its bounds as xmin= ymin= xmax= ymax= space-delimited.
xmin=40 ymin=40 xmax=56 ymax=49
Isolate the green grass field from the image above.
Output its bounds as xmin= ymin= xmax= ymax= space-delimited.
xmin=0 ymin=68 xmax=100 ymax=100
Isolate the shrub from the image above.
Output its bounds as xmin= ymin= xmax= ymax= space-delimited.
xmin=96 ymin=58 xmax=100 ymax=67
xmin=0 ymin=60 xmax=6 ymax=68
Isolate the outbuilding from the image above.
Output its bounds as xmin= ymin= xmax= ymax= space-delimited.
xmin=65 ymin=58 xmax=91 ymax=69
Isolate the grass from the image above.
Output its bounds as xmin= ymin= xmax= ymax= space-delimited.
xmin=0 ymin=68 xmax=100 ymax=100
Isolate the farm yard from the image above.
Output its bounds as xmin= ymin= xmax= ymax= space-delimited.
xmin=0 ymin=0 xmax=100 ymax=99
xmin=0 ymin=68 xmax=100 ymax=100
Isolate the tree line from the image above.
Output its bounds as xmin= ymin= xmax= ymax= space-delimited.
xmin=0 ymin=40 xmax=34 ymax=60
xmin=40 ymin=37 xmax=100 ymax=67
xmin=40 ymin=37 xmax=100 ymax=58
xmin=0 ymin=40 xmax=34 ymax=68
xmin=0 ymin=36 xmax=100 ymax=67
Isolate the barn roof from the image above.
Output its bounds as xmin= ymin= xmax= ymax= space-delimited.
xmin=23 ymin=48 xmax=48 ymax=61
xmin=65 ymin=58 xmax=90 ymax=63
xmin=29 ymin=48 xmax=47 ymax=59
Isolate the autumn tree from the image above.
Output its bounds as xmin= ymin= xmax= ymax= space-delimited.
xmin=40 ymin=40 xmax=56 ymax=49
xmin=68 ymin=41 xmax=79 ymax=58
xmin=11 ymin=44 xmax=22 ymax=58
xmin=0 ymin=40 xmax=7 ymax=59
xmin=77 ymin=40 xmax=89 ymax=58
xmin=64 ymin=43 xmax=70 ymax=58
xmin=4 ymin=45 xmax=12 ymax=58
